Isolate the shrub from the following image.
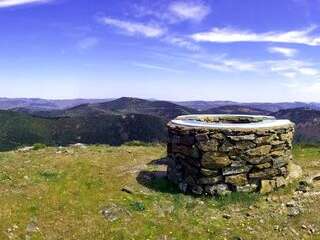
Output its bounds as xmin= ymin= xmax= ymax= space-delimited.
xmin=33 ymin=143 xmax=47 ymax=150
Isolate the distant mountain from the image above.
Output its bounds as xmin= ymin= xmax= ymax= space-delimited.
xmin=204 ymin=105 xmax=270 ymax=115
xmin=0 ymin=98 xmax=113 ymax=110
xmin=0 ymin=98 xmax=197 ymax=151
xmin=175 ymin=101 xmax=237 ymax=111
xmin=272 ymin=108 xmax=320 ymax=144
xmin=62 ymin=97 xmax=198 ymax=120
xmin=177 ymin=101 xmax=320 ymax=112
xmin=2 ymin=97 xmax=320 ymax=150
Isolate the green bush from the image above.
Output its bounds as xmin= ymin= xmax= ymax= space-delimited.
xmin=33 ymin=143 xmax=47 ymax=150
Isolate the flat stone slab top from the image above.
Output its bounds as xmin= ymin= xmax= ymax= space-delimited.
xmin=170 ymin=114 xmax=293 ymax=130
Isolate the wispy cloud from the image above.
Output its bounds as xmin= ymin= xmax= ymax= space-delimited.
xmin=0 ymin=0 xmax=50 ymax=7
xmin=100 ymin=17 xmax=166 ymax=38
xmin=77 ymin=37 xmax=99 ymax=50
xmin=191 ymin=26 xmax=320 ymax=46
xmin=168 ymin=1 xmax=211 ymax=22
xmin=198 ymin=59 xmax=257 ymax=72
xmin=132 ymin=62 xmax=183 ymax=73
xmin=133 ymin=1 xmax=210 ymax=24
xmin=268 ymin=47 xmax=298 ymax=57
xmin=163 ymin=36 xmax=201 ymax=51
xmin=269 ymin=59 xmax=319 ymax=77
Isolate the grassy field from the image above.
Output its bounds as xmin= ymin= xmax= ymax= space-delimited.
xmin=0 ymin=143 xmax=320 ymax=240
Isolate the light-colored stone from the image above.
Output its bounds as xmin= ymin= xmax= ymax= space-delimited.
xmin=200 ymin=168 xmax=220 ymax=177
xmin=201 ymin=152 xmax=231 ymax=169
xmin=225 ymin=174 xmax=248 ymax=186
xmin=260 ymin=180 xmax=276 ymax=194
xmin=198 ymin=176 xmax=223 ymax=185
xmin=228 ymin=134 xmax=255 ymax=141
xmin=247 ymin=145 xmax=272 ymax=156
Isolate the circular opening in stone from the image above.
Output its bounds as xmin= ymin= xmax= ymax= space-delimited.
xmin=181 ymin=115 xmax=272 ymax=124
xmin=171 ymin=114 xmax=292 ymax=130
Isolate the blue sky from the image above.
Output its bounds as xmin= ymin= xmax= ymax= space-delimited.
xmin=1 ymin=0 xmax=320 ymax=101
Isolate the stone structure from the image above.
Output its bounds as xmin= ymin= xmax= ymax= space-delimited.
xmin=167 ymin=115 xmax=295 ymax=196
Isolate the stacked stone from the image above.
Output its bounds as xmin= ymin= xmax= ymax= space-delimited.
xmin=167 ymin=115 xmax=295 ymax=196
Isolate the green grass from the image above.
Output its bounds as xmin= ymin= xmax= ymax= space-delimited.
xmin=0 ymin=144 xmax=319 ymax=239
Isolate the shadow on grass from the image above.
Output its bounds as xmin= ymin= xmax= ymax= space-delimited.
xmin=137 ymin=157 xmax=180 ymax=194
xmin=147 ymin=157 xmax=169 ymax=166
xmin=136 ymin=170 xmax=180 ymax=194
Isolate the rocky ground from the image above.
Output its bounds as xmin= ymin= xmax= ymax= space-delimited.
xmin=0 ymin=143 xmax=319 ymax=240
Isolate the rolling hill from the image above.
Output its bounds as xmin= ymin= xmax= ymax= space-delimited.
xmin=0 ymin=98 xmax=197 ymax=151
xmin=273 ymin=108 xmax=320 ymax=144
xmin=1 ymin=98 xmax=320 ymax=151
xmin=204 ymin=105 xmax=270 ymax=115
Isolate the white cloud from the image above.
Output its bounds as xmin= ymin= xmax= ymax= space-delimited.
xmin=132 ymin=62 xmax=183 ymax=73
xmin=268 ymin=47 xmax=297 ymax=57
xmin=194 ymin=57 xmax=258 ymax=72
xmin=133 ymin=1 xmax=210 ymax=23
xmin=169 ymin=1 xmax=211 ymax=22
xmin=268 ymin=59 xmax=319 ymax=77
xmin=77 ymin=37 xmax=99 ymax=50
xmin=163 ymin=36 xmax=201 ymax=51
xmin=191 ymin=26 xmax=320 ymax=46
xmin=0 ymin=0 xmax=50 ymax=7
xmin=100 ymin=17 xmax=166 ymax=38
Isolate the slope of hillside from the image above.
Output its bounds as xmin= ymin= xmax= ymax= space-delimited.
xmin=204 ymin=105 xmax=270 ymax=115
xmin=273 ymin=108 xmax=320 ymax=144
xmin=177 ymin=101 xmax=320 ymax=112
xmin=0 ymin=144 xmax=319 ymax=239
xmin=64 ymin=97 xmax=198 ymax=120
xmin=0 ymin=98 xmax=113 ymax=110
xmin=0 ymin=110 xmax=166 ymax=151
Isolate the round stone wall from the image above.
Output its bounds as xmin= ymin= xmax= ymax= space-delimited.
xmin=167 ymin=114 xmax=295 ymax=196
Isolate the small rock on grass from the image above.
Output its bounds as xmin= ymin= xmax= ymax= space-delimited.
xmin=121 ymin=186 xmax=134 ymax=194
xmin=223 ymin=213 xmax=231 ymax=219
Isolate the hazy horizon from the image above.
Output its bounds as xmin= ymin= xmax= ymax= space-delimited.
xmin=1 ymin=96 xmax=320 ymax=104
xmin=1 ymin=0 xmax=320 ymax=101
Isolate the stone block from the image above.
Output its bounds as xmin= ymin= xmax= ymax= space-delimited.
xmin=201 ymin=152 xmax=231 ymax=169
xmin=225 ymin=174 xmax=248 ymax=186
xmin=198 ymin=175 xmax=223 ymax=185
xmin=247 ymin=145 xmax=272 ymax=156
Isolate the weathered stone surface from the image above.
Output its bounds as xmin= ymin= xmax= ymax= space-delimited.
xmin=275 ymin=176 xmax=286 ymax=188
xmin=260 ymin=180 xmax=276 ymax=194
xmin=246 ymin=156 xmax=272 ymax=165
xmin=236 ymin=183 xmax=258 ymax=193
xmin=255 ymin=162 xmax=272 ymax=169
xmin=205 ymin=184 xmax=231 ymax=196
xmin=254 ymin=135 xmax=277 ymax=145
xmin=200 ymin=168 xmax=220 ymax=177
xmin=270 ymin=150 xmax=286 ymax=157
xmin=191 ymin=185 xmax=203 ymax=195
xmin=197 ymin=139 xmax=219 ymax=152
xmin=234 ymin=141 xmax=256 ymax=150
xmin=198 ymin=175 xmax=223 ymax=185
xmin=225 ymin=174 xmax=248 ymax=186
xmin=272 ymin=157 xmax=289 ymax=168
xmin=195 ymin=133 xmax=209 ymax=142
xmin=228 ymin=134 xmax=255 ymax=141
xmin=210 ymin=133 xmax=225 ymax=140
xmin=249 ymin=168 xmax=280 ymax=179
xmin=201 ymin=152 xmax=231 ymax=169
xmin=280 ymin=132 xmax=294 ymax=142
xmin=222 ymin=165 xmax=252 ymax=176
xmin=219 ymin=141 xmax=234 ymax=152
xmin=247 ymin=145 xmax=272 ymax=156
